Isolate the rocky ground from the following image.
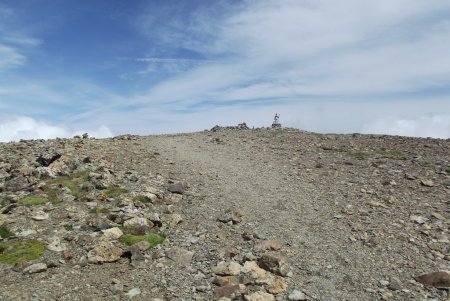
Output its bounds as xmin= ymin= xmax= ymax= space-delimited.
xmin=0 ymin=126 xmax=449 ymax=301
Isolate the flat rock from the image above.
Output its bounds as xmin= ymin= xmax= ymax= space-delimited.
xmin=31 ymin=212 xmax=49 ymax=221
xmin=414 ymin=271 xmax=450 ymax=288
xmin=168 ymin=183 xmax=184 ymax=194
xmin=420 ymin=179 xmax=435 ymax=187
xmin=166 ymin=247 xmax=194 ymax=265
xmin=23 ymin=263 xmax=47 ymax=274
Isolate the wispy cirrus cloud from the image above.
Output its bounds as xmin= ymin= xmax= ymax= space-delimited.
xmin=0 ymin=4 xmax=41 ymax=71
xmin=130 ymin=0 xmax=450 ymax=107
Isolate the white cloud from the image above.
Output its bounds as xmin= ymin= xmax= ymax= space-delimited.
xmin=361 ymin=114 xmax=450 ymax=139
xmin=0 ymin=116 xmax=113 ymax=142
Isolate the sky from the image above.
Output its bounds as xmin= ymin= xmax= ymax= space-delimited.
xmin=0 ymin=0 xmax=450 ymax=141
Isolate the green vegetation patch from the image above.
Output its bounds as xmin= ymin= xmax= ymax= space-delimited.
xmin=18 ymin=196 xmax=48 ymax=206
xmin=119 ymin=233 xmax=165 ymax=247
xmin=103 ymin=188 xmax=129 ymax=198
xmin=446 ymin=168 xmax=450 ymax=174
xmin=0 ymin=240 xmax=45 ymax=264
xmin=0 ymin=226 xmax=14 ymax=238
xmin=47 ymin=170 xmax=90 ymax=200
xmin=132 ymin=195 xmax=153 ymax=204
xmin=89 ymin=207 xmax=110 ymax=214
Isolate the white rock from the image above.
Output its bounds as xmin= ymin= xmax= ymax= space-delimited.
xmin=23 ymin=263 xmax=47 ymax=274
xmin=125 ymin=288 xmax=141 ymax=298
xmin=32 ymin=212 xmax=49 ymax=221
xmin=102 ymin=227 xmax=123 ymax=240
xmin=124 ymin=217 xmax=149 ymax=227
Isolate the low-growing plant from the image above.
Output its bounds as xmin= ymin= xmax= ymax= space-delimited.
xmin=119 ymin=233 xmax=165 ymax=247
xmin=0 ymin=240 xmax=45 ymax=264
xmin=47 ymin=170 xmax=90 ymax=200
xmin=103 ymin=188 xmax=129 ymax=198
xmin=89 ymin=207 xmax=109 ymax=214
xmin=132 ymin=195 xmax=152 ymax=204
xmin=18 ymin=196 xmax=48 ymax=206
xmin=0 ymin=226 xmax=14 ymax=238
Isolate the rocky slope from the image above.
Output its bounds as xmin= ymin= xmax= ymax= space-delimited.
xmin=0 ymin=127 xmax=449 ymax=301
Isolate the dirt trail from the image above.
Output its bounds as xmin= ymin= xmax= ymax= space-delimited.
xmin=148 ymin=132 xmax=397 ymax=300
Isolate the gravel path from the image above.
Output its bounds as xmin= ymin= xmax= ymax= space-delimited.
xmin=1 ymin=128 xmax=448 ymax=300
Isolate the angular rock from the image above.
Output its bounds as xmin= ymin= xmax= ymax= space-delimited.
xmin=212 ymin=261 xmax=243 ymax=276
xmin=266 ymin=276 xmax=287 ymax=294
xmin=258 ymin=254 xmax=289 ymax=276
xmin=243 ymin=261 xmax=271 ymax=283
xmin=168 ymin=213 xmax=183 ymax=227
xmin=102 ymin=227 xmax=123 ymax=240
xmin=88 ymin=241 xmax=123 ymax=263
xmin=37 ymin=151 xmax=61 ymax=167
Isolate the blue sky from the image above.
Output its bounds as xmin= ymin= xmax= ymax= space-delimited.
xmin=1 ymin=0 xmax=450 ymax=141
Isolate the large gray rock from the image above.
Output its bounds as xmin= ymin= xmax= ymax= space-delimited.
xmin=37 ymin=151 xmax=61 ymax=167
